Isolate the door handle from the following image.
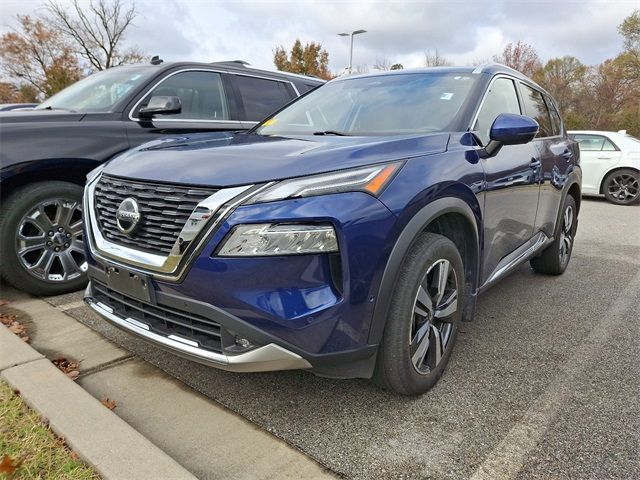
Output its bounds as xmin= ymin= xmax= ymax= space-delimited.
xmin=597 ymin=156 xmax=613 ymax=160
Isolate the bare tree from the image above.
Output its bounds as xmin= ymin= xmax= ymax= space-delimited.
xmin=373 ymin=56 xmax=391 ymax=71
xmin=46 ymin=0 xmax=145 ymax=71
xmin=423 ymin=48 xmax=452 ymax=67
xmin=493 ymin=41 xmax=542 ymax=77
xmin=0 ymin=15 xmax=82 ymax=98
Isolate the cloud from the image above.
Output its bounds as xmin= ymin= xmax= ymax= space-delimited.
xmin=1 ymin=0 xmax=636 ymax=72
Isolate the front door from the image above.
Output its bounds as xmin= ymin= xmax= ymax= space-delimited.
xmin=473 ymin=76 xmax=541 ymax=282
xmin=125 ymin=69 xmax=243 ymax=148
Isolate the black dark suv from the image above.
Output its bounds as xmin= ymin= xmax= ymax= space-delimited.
xmin=0 ymin=60 xmax=323 ymax=295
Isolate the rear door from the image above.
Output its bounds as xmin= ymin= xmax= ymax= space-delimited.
xmin=519 ymin=85 xmax=574 ymax=237
xmin=570 ymin=133 xmax=622 ymax=193
xmin=474 ymin=76 xmax=541 ymax=281
xmin=228 ymin=74 xmax=298 ymax=128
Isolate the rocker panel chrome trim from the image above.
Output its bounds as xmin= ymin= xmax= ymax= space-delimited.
xmin=481 ymin=232 xmax=551 ymax=291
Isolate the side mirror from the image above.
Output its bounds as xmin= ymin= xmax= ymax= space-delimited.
xmin=138 ymin=96 xmax=182 ymax=118
xmin=490 ymin=113 xmax=539 ymax=145
xmin=480 ymin=113 xmax=539 ymax=158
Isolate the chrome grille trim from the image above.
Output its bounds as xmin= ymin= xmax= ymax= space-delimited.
xmin=94 ymin=176 xmax=216 ymax=254
xmin=84 ymin=174 xmax=255 ymax=280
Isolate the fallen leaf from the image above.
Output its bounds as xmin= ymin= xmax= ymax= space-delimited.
xmin=8 ymin=322 xmax=26 ymax=335
xmin=0 ymin=454 xmax=23 ymax=476
xmin=52 ymin=358 xmax=80 ymax=378
xmin=100 ymin=397 xmax=117 ymax=410
xmin=69 ymin=451 xmax=79 ymax=461
xmin=0 ymin=313 xmax=17 ymax=326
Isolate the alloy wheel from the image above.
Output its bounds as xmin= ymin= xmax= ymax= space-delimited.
xmin=410 ymin=259 xmax=458 ymax=375
xmin=16 ymin=199 xmax=87 ymax=283
xmin=607 ymin=173 xmax=639 ymax=203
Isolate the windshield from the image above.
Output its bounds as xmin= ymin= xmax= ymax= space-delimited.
xmin=37 ymin=66 xmax=156 ymax=113
xmin=257 ymin=72 xmax=477 ymax=136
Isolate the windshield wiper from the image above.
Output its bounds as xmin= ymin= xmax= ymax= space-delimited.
xmin=312 ymin=130 xmax=350 ymax=136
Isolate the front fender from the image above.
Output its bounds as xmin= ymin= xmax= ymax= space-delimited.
xmin=368 ymin=196 xmax=481 ymax=345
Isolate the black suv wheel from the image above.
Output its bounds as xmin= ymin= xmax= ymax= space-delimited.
xmin=1 ymin=182 xmax=87 ymax=296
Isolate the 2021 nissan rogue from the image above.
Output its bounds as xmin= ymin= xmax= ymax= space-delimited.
xmin=83 ymin=64 xmax=581 ymax=395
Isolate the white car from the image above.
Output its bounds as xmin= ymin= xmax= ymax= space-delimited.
xmin=568 ymin=130 xmax=640 ymax=205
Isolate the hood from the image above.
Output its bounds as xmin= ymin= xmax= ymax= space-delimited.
xmin=103 ymin=132 xmax=450 ymax=187
xmin=0 ymin=110 xmax=85 ymax=124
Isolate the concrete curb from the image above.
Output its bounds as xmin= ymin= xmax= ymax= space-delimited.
xmin=0 ymin=325 xmax=197 ymax=480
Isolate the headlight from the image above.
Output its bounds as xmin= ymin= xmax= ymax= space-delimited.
xmin=246 ymin=162 xmax=403 ymax=204
xmin=217 ymin=224 xmax=338 ymax=256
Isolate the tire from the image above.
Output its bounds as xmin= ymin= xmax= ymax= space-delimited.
xmin=374 ymin=233 xmax=464 ymax=395
xmin=530 ymin=194 xmax=577 ymax=276
xmin=602 ymin=169 xmax=640 ymax=205
xmin=0 ymin=181 xmax=88 ymax=296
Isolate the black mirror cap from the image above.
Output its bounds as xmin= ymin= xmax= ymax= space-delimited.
xmin=490 ymin=113 xmax=539 ymax=146
xmin=139 ymin=96 xmax=182 ymax=118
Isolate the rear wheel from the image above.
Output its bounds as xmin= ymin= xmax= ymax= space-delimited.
xmin=602 ymin=169 xmax=640 ymax=205
xmin=0 ymin=182 xmax=88 ymax=296
xmin=374 ymin=233 xmax=464 ymax=395
xmin=530 ymin=194 xmax=577 ymax=275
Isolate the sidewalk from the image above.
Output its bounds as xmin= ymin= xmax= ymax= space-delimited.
xmin=0 ymin=287 xmax=336 ymax=480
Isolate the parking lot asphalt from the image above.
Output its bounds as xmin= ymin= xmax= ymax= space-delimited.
xmin=45 ymin=198 xmax=639 ymax=480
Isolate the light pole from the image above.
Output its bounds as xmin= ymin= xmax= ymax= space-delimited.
xmin=338 ymin=29 xmax=366 ymax=73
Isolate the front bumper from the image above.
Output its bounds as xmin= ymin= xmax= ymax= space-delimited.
xmin=84 ymin=189 xmax=396 ymax=377
xmin=84 ymin=282 xmax=312 ymax=372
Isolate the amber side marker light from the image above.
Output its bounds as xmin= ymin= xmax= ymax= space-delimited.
xmin=364 ymin=164 xmax=402 ymax=194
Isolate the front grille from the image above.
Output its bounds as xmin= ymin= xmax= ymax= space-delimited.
xmin=94 ymin=175 xmax=216 ymax=255
xmin=93 ymin=281 xmax=223 ymax=353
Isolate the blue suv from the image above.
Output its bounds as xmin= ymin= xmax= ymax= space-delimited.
xmin=84 ymin=64 xmax=581 ymax=395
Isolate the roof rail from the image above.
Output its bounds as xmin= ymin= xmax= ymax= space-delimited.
xmin=211 ymin=60 xmax=250 ymax=67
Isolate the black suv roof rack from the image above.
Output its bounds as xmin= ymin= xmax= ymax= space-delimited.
xmin=211 ymin=60 xmax=250 ymax=67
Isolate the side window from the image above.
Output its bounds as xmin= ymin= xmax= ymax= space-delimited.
xmin=602 ymin=138 xmax=618 ymax=151
xmin=573 ymin=134 xmax=605 ymax=151
xmin=545 ymin=96 xmax=562 ymax=136
xmin=519 ymin=83 xmax=552 ymax=138
xmin=234 ymin=75 xmax=292 ymax=121
xmin=139 ymin=71 xmax=229 ymax=120
xmin=474 ymin=77 xmax=521 ymax=145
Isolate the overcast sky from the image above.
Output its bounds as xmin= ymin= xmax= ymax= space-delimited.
xmin=1 ymin=0 xmax=637 ymax=73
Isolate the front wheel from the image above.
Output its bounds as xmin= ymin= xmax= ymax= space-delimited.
xmin=530 ymin=194 xmax=577 ymax=275
xmin=374 ymin=233 xmax=464 ymax=395
xmin=602 ymin=169 xmax=640 ymax=205
xmin=0 ymin=181 xmax=88 ymax=296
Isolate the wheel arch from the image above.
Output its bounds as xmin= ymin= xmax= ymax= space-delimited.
xmin=1 ymin=158 xmax=99 ymax=199
xmin=368 ymin=196 xmax=481 ymax=345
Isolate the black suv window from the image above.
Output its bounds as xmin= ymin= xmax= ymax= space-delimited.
xmin=139 ymin=71 xmax=229 ymax=120
xmin=234 ymin=75 xmax=292 ymax=121
xmin=520 ymin=83 xmax=552 ymax=138
xmin=474 ymin=77 xmax=521 ymax=145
